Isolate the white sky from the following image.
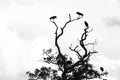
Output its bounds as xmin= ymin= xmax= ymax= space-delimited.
xmin=0 ymin=0 xmax=120 ymax=80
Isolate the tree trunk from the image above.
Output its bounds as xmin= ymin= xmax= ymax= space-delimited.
xmin=62 ymin=72 xmax=67 ymax=80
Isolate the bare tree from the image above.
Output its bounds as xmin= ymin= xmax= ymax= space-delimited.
xmin=26 ymin=12 xmax=108 ymax=80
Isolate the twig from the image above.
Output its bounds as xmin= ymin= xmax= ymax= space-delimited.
xmin=69 ymin=44 xmax=82 ymax=58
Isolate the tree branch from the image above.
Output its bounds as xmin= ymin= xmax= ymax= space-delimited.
xmin=85 ymin=39 xmax=97 ymax=46
xmin=67 ymin=21 xmax=92 ymax=71
xmin=69 ymin=44 xmax=82 ymax=58
xmin=51 ymin=14 xmax=82 ymax=72
xmin=57 ymin=14 xmax=81 ymax=39
xmin=79 ymin=21 xmax=89 ymax=58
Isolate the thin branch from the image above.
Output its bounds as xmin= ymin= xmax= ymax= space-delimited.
xmin=62 ymin=18 xmax=80 ymax=30
xmin=69 ymin=14 xmax=71 ymax=21
xmin=57 ymin=14 xmax=81 ymax=39
xmin=85 ymin=39 xmax=97 ymax=46
xmin=69 ymin=44 xmax=82 ymax=58
xmin=89 ymin=50 xmax=98 ymax=54
xmin=87 ymin=28 xmax=93 ymax=33
xmin=51 ymin=21 xmax=59 ymax=36
xmin=85 ymin=42 xmax=96 ymax=46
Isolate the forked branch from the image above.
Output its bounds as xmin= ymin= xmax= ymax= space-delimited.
xmin=67 ymin=21 xmax=96 ymax=71
xmin=69 ymin=44 xmax=82 ymax=58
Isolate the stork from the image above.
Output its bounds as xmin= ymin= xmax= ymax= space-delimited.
xmin=76 ymin=12 xmax=83 ymax=18
xmin=50 ymin=16 xmax=57 ymax=19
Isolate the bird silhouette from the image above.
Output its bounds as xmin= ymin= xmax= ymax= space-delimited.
xmin=76 ymin=12 xmax=83 ymax=16
xmin=84 ymin=21 xmax=89 ymax=27
xmin=50 ymin=16 xmax=57 ymax=20
xmin=100 ymin=67 xmax=104 ymax=72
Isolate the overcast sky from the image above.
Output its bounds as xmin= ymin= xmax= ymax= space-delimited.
xmin=0 ymin=0 xmax=120 ymax=80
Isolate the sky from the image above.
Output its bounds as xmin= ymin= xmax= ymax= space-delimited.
xmin=0 ymin=0 xmax=120 ymax=80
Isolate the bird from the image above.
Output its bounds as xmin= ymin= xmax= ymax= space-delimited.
xmin=100 ymin=67 xmax=104 ymax=72
xmin=76 ymin=12 xmax=83 ymax=16
xmin=50 ymin=16 xmax=57 ymax=20
xmin=84 ymin=21 xmax=89 ymax=27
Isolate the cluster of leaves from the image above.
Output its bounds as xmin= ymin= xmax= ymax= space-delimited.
xmin=26 ymin=48 xmax=108 ymax=80
xmin=26 ymin=66 xmax=61 ymax=80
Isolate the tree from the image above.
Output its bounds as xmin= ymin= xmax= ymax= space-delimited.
xmin=26 ymin=12 xmax=108 ymax=80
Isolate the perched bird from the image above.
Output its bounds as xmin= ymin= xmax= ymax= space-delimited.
xmin=50 ymin=16 xmax=57 ymax=20
xmin=84 ymin=21 xmax=89 ymax=27
xmin=76 ymin=12 xmax=83 ymax=17
xmin=100 ymin=67 xmax=104 ymax=72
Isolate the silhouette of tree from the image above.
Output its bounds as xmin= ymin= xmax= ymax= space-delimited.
xmin=26 ymin=12 xmax=108 ymax=80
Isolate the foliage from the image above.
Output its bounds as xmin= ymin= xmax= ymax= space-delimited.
xmin=26 ymin=12 xmax=108 ymax=80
